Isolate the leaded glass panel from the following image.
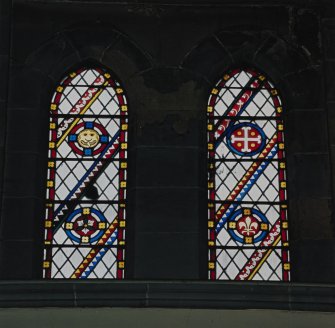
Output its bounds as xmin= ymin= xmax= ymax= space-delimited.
xmin=207 ymin=68 xmax=290 ymax=281
xmin=43 ymin=67 xmax=127 ymax=279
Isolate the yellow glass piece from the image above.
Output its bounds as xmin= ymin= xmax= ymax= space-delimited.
xmin=243 ymin=209 xmax=251 ymax=215
xmin=279 ymin=143 xmax=284 ymax=149
xmin=121 ymin=162 xmax=127 ymax=169
xmin=211 ymin=88 xmax=219 ymax=95
xmin=120 ymin=181 xmax=127 ymax=188
xmin=83 ymin=208 xmax=90 ymax=215
xmin=223 ymin=74 xmax=230 ymax=81
xmin=261 ymin=223 xmax=268 ymax=230
xmin=98 ymin=223 xmax=106 ymax=229
xmin=121 ymin=105 xmax=128 ymax=112
xmin=280 ymin=181 xmax=287 ymax=188
xmin=208 ymin=262 xmax=215 ymax=269
xmin=65 ymin=223 xmax=73 ymax=230
xmin=56 ymin=86 xmax=63 ymax=93
xmin=121 ymin=143 xmax=127 ymax=150
xmin=277 ymin=106 xmax=283 ymax=113
xmin=208 ymin=203 xmax=214 ymax=208
xmin=104 ymin=73 xmax=111 ymax=79
xmin=259 ymin=75 xmax=266 ymax=81
xmin=208 ymin=241 xmax=214 ymax=246
xmin=284 ymin=263 xmax=290 ymax=270
xmin=119 ymin=221 xmax=126 ymax=228
xmin=271 ymin=89 xmax=278 ymax=95
xmin=69 ymin=72 xmax=76 ymax=78
xmin=116 ymin=88 xmax=123 ymax=94
xmin=82 ymin=236 xmax=89 ymax=243
xmin=50 ymin=104 xmax=57 ymax=110
xmin=280 ymin=162 xmax=286 ymax=169
xmin=43 ymin=261 xmax=50 ymax=268
xmin=49 ymin=123 xmax=56 ymax=130
xmin=245 ymin=237 xmax=253 ymax=244
xmin=119 ymin=240 xmax=125 ymax=246
xmin=49 ymin=142 xmax=55 ymax=149
xmin=278 ymin=124 xmax=284 ymax=131
xmin=208 ymin=221 xmax=214 ymax=228
xmin=282 ymin=221 xmax=289 ymax=229
xmin=208 ymin=143 xmax=214 ymax=150
xmin=121 ymin=124 xmax=128 ymax=131
xmin=47 ymin=180 xmax=54 ymax=188
xmin=228 ymin=222 xmax=236 ymax=229
xmin=118 ymin=261 xmax=125 ymax=269
xmin=207 ymin=106 xmax=213 ymax=113
xmin=208 ymin=182 xmax=214 ymax=189
xmin=207 ymin=124 xmax=213 ymax=131
xmin=45 ymin=221 xmax=52 ymax=228
xmin=48 ymin=161 xmax=55 ymax=168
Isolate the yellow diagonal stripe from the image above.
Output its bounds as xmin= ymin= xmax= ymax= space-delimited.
xmin=56 ymin=81 xmax=109 ymax=148
xmin=247 ymin=234 xmax=281 ymax=280
xmin=71 ymin=217 xmax=118 ymax=278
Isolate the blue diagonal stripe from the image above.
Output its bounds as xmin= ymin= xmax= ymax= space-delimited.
xmin=80 ymin=230 xmax=118 ymax=279
xmin=215 ymin=145 xmax=278 ymax=234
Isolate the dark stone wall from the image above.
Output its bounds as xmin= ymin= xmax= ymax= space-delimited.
xmin=0 ymin=0 xmax=14 ymax=278
xmin=0 ymin=0 xmax=334 ymax=282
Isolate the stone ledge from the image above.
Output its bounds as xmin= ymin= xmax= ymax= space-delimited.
xmin=0 ymin=281 xmax=334 ymax=311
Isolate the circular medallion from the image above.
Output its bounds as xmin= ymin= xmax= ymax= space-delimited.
xmin=68 ymin=121 xmax=109 ymax=156
xmin=64 ymin=207 xmax=107 ymax=244
xmin=227 ymin=208 xmax=269 ymax=244
xmin=226 ymin=123 xmax=266 ymax=156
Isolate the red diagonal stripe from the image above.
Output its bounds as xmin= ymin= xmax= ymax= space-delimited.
xmin=215 ymin=135 xmax=277 ymax=222
xmin=215 ymin=80 xmax=260 ymax=139
xmin=235 ymin=219 xmax=281 ymax=280
xmin=71 ymin=218 xmax=119 ymax=279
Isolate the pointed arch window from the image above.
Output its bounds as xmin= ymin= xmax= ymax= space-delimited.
xmin=43 ymin=67 xmax=128 ymax=279
xmin=207 ymin=68 xmax=290 ymax=281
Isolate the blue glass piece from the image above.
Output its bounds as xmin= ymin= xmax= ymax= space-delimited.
xmin=100 ymin=135 xmax=108 ymax=143
xmin=85 ymin=122 xmax=94 ymax=129
xmin=69 ymin=134 xmax=77 ymax=142
xmin=84 ymin=148 xmax=93 ymax=156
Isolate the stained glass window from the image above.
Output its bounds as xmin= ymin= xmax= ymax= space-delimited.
xmin=207 ymin=68 xmax=290 ymax=281
xmin=43 ymin=67 xmax=128 ymax=279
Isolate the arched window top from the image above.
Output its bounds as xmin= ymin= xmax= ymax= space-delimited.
xmin=50 ymin=67 xmax=128 ymax=161
xmin=208 ymin=68 xmax=284 ymax=162
xmin=207 ymin=67 xmax=290 ymax=282
xmin=51 ymin=67 xmax=128 ymax=116
xmin=44 ymin=66 xmax=128 ymax=279
xmin=208 ymin=68 xmax=282 ymax=118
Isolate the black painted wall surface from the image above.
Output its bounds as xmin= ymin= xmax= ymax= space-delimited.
xmin=0 ymin=0 xmax=334 ymax=283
